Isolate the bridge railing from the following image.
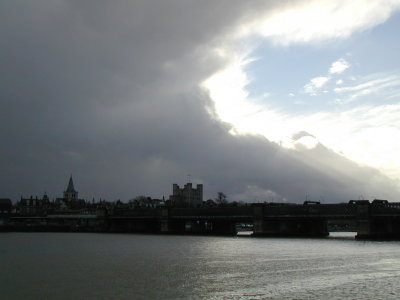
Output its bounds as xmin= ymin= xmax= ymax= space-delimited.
xmin=371 ymin=202 xmax=400 ymax=215
xmin=112 ymin=208 xmax=162 ymax=217
xmin=262 ymin=204 xmax=356 ymax=217
xmin=316 ymin=204 xmax=357 ymax=216
xmin=170 ymin=207 xmax=253 ymax=217
xmin=107 ymin=202 xmax=400 ymax=219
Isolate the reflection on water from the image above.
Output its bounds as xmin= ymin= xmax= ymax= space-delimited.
xmin=1 ymin=232 xmax=400 ymax=299
xmin=328 ymin=231 xmax=356 ymax=239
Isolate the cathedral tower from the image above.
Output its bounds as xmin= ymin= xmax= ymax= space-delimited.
xmin=63 ymin=175 xmax=78 ymax=202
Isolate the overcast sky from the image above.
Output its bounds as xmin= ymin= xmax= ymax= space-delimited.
xmin=1 ymin=0 xmax=400 ymax=203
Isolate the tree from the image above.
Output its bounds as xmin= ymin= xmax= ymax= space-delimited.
xmin=128 ymin=195 xmax=147 ymax=208
xmin=215 ymin=192 xmax=227 ymax=205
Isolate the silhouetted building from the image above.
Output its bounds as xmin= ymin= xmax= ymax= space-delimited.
xmin=169 ymin=183 xmax=203 ymax=207
xmin=18 ymin=193 xmax=50 ymax=215
xmin=0 ymin=198 xmax=12 ymax=214
xmin=129 ymin=197 xmax=163 ymax=208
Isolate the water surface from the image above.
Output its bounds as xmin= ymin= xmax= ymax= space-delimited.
xmin=1 ymin=232 xmax=399 ymax=299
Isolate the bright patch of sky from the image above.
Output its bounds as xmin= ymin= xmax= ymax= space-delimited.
xmin=204 ymin=1 xmax=400 ymax=182
xmin=244 ymin=13 xmax=400 ymax=113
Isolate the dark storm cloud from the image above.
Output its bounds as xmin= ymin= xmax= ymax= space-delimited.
xmin=1 ymin=1 xmax=399 ymax=202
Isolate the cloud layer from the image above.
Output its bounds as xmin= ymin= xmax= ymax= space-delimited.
xmin=245 ymin=0 xmax=400 ymax=45
xmin=1 ymin=1 xmax=399 ymax=203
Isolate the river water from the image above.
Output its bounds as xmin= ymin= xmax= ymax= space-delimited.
xmin=1 ymin=232 xmax=400 ymax=299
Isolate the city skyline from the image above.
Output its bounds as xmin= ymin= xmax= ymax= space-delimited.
xmin=13 ymin=175 xmax=204 ymax=204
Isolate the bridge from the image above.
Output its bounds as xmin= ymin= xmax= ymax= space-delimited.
xmin=106 ymin=200 xmax=400 ymax=239
xmin=5 ymin=200 xmax=400 ymax=239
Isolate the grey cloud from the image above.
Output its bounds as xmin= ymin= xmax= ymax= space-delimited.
xmin=1 ymin=1 xmax=399 ymax=202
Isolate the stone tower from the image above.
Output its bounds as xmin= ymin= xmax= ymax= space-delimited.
xmin=169 ymin=183 xmax=203 ymax=207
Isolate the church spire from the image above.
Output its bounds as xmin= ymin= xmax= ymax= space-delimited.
xmin=66 ymin=175 xmax=76 ymax=192
xmin=64 ymin=175 xmax=78 ymax=202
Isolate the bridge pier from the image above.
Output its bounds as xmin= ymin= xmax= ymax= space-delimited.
xmin=160 ymin=208 xmax=171 ymax=233
xmin=253 ymin=206 xmax=329 ymax=237
xmin=253 ymin=206 xmax=265 ymax=236
xmin=355 ymin=203 xmax=371 ymax=239
xmin=357 ymin=216 xmax=400 ymax=239
xmin=355 ymin=203 xmax=400 ymax=239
